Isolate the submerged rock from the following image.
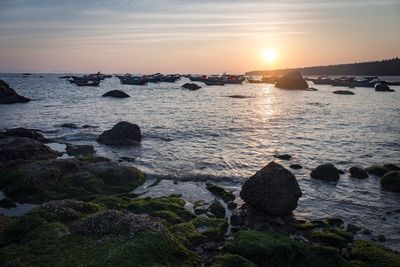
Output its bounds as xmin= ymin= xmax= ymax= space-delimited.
xmin=375 ymin=83 xmax=395 ymax=92
xmin=3 ymin=128 xmax=49 ymax=143
xmin=182 ymin=83 xmax=201 ymax=90
xmin=310 ymin=163 xmax=340 ymax=182
xmin=0 ymin=137 xmax=58 ymax=161
xmin=333 ymin=90 xmax=355 ymax=95
xmin=380 ymin=171 xmax=400 ymax=192
xmin=290 ymin=164 xmax=303 ymax=169
xmin=59 ymin=123 xmax=79 ymax=129
xmin=366 ymin=164 xmax=389 ymax=177
xmin=273 ymin=154 xmax=292 ymax=160
xmin=349 ymin=166 xmax=369 ymax=179
xmin=97 ymin=121 xmax=141 ymax=146
xmin=240 ymin=162 xmax=302 ymax=215
xmin=66 ymin=144 xmax=95 ymax=156
xmin=275 ymin=71 xmax=309 ymax=90
xmin=102 ymin=90 xmax=130 ymax=98
xmin=0 ymin=79 xmax=30 ymax=104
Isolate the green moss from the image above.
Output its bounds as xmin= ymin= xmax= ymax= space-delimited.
xmin=168 ymin=222 xmax=204 ymax=247
xmin=206 ymin=183 xmax=235 ymax=203
xmin=211 ymin=254 xmax=257 ymax=267
xmin=224 ymin=230 xmax=346 ymax=267
xmin=92 ymin=195 xmax=131 ymax=210
xmin=380 ymin=171 xmax=400 ymax=192
xmin=151 ymin=211 xmax=183 ymax=225
xmin=293 ymin=222 xmax=318 ymax=231
xmin=308 ymin=228 xmax=353 ymax=248
xmin=192 ymin=217 xmax=228 ymax=241
xmin=351 ymin=240 xmax=400 ymax=267
xmin=366 ymin=165 xmax=390 ymax=177
xmin=127 ymin=196 xmax=194 ymax=222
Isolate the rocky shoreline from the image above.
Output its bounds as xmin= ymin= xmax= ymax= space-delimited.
xmin=0 ymin=125 xmax=399 ymax=266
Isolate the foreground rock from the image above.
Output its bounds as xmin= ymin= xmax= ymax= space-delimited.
xmin=0 ymin=79 xmax=30 ymax=104
xmin=380 ymin=171 xmax=400 ymax=192
xmin=349 ymin=166 xmax=368 ymax=179
xmin=375 ymin=83 xmax=395 ymax=92
xmin=333 ymin=90 xmax=355 ymax=95
xmin=102 ymin=90 xmax=130 ymax=98
xmin=240 ymin=162 xmax=302 ymax=215
xmin=182 ymin=83 xmax=201 ymax=90
xmin=66 ymin=144 xmax=95 ymax=156
xmin=0 ymin=137 xmax=58 ymax=162
xmin=366 ymin=164 xmax=390 ymax=177
xmin=97 ymin=121 xmax=141 ymax=146
xmin=311 ymin=163 xmax=340 ymax=182
xmin=275 ymin=71 xmax=309 ymax=90
xmin=2 ymin=127 xmax=49 ymax=143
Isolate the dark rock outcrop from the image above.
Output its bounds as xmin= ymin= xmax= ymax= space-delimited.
xmin=66 ymin=144 xmax=95 ymax=156
xmin=273 ymin=154 xmax=292 ymax=160
xmin=375 ymin=83 xmax=394 ymax=92
xmin=102 ymin=90 xmax=130 ymax=98
xmin=0 ymin=137 xmax=58 ymax=162
xmin=182 ymin=83 xmax=201 ymax=90
xmin=3 ymin=128 xmax=49 ymax=143
xmin=275 ymin=71 xmax=308 ymax=90
xmin=383 ymin=163 xmax=400 ymax=171
xmin=290 ymin=164 xmax=303 ymax=169
xmin=97 ymin=121 xmax=141 ymax=146
xmin=0 ymin=79 xmax=30 ymax=104
xmin=208 ymin=199 xmax=226 ymax=218
xmin=240 ymin=162 xmax=302 ymax=215
xmin=59 ymin=123 xmax=79 ymax=129
xmin=349 ymin=166 xmax=368 ymax=179
xmin=310 ymin=163 xmax=340 ymax=182
xmin=380 ymin=171 xmax=400 ymax=193
xmin=333 ymin=90 xmax=355 ymax=95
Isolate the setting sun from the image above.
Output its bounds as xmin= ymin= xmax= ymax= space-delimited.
xmin=262 ymin=48 xmax=278 ymax=64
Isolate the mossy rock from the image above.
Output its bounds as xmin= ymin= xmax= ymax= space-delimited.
xmin=92 ymin=195 xmax=133 ymax=210
xmin=293 ymin=222 xmax=318 ymax=231
xmin=151 ymin=210 xmax=184 ymax=225
xmin=127 ymin=196 xmax=194 ymax=222
xmin=383 ymin=164 xmax=400 ymax=171
xmin=211 ymin=253 xmax=257 ymax=267
xmin=308 ymin=228 xmax=353 ymax=248
xmin=365 ymin=165 xmax=390 ymax=177
xmin=192 ymin=217 xmax=228 ymax=241
xmin=224 ymin=230 xmax=346 ymax=267
xmin=206 ymin=183 xmax=235 ymax=203
xmin=380 ymin=171 xmax=400 ymax=193
xmin=351 ymin=240 xmax=400 ymax=267
xmin=168 ymin=222 xmax=204 ymax=247
xmin=0 ymin=215 xmax=15 ymax=234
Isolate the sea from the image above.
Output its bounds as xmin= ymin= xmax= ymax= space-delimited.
xmin=0 ymin=73 xmax=399 ymax=250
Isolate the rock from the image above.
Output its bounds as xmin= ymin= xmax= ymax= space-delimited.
xmin=240 ymin=162 xmax=302 ymax=215
xmin=332 ymin=90 xmax=355 ymax=95
xmin=66 ymin=144 xmax=95 ymax=156
xmin=383 ymin=163 xmax=400 ymax=171
xmin=3 ymin=128 xmax=49 ymax=143
xmin=102 ymin=90 xmax=130 ymax=98
xmin=208 ymin=199 xmax=226 ymax=218
xmin=71 ymin=210 xmax=164 ymax=238
xmin=310 ymin=163 xmax=340 ymax=182
xmin=0 ymin=79 xmax=30 ymax=104
xmin=273 ymin=154 xmax=292 ymax=160
xmin=349 ymin=166 xmax=369 ymax=179
xmin=341 ymin=248 xmax=351 ymax=259
xmin=0 ymin=198 xmax=17 ymax=208
xmin=289 ymin=164 xmax=303 ymax=169
xmin=97 ymin=121 xmax=141 ymax=146
xmin=362 ymin=229 xmax=372 ymax=235
xmin=306 ymin=87 xmax=318 ymax=91
xmin=380 ymin=171 xmax=400 ymax=192
xmin=59 ymin=123 xmax=79 ymax=129
xmin=375 ymin=83 xmax=395 ymax=92
xmin=205 ymin=182 xmax=235 ymax=203
xmin=42 ymin=199 xmax=103 ymax=221
xmin=275 ymin=71 xmax=308 ymax=90
xmin=182 ymin=83 xmax=201 ymax=90
xmin=0 ymin=137 xmax=58 ymax=161
xmin=346 ymin=224 xmax=361 ymax=233
xmin=227 ymin=201 xmax=237 ymax=209
xmin=366 ymin=165 xmax=389 ymax=177
xmin=211 ymin=254 xmax=257 ymax=267
xmin=377 ymin=234 xmax=386 ymax=242
xmin=225 ymin=95 xmax=253 ymax=99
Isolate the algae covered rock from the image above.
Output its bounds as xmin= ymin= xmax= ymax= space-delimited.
xmin=351 ymin=240 xmax=400 ymax=267
xmin=206 ymin=182 xmax=235 ymax=203
xmin=380 ymin=171 xmax=400 ymax=193
xmin=211 ymin=254 xmax=257 ymax=267
xmin=0 ymin=137 xmax=58 ymax=161
xmin=240 ymin=162 xmax=302 ymax=215
xmin=97 ymin=121 xmax=141 ymax=146
xmin=365 ymin=164 xmax=389 ymax=177
xmin=311 ymin=163 xmax=340 ymax=182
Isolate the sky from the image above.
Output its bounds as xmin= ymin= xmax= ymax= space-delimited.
xmin=0 ymin=0 xmax=399 ymax=73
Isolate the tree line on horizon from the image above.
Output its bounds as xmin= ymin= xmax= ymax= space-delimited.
xmin=246 ymin=58 xmax=400 ymax=76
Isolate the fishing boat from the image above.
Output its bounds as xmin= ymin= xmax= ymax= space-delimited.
xmin=74 ymin=80 xmax=100 ymax=87
xmin=223 ymin=74 xmax=246 ymax=84
xmin=120 ymin=76 xmax=147 ymax=85
xmin=204 ymin=79 xmax=225 ymax=86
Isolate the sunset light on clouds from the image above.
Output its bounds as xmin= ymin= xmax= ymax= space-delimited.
xmin=0 ymin=0 xmax=399 ymax=73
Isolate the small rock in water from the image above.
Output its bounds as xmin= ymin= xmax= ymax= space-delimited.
xmin=310 ymin=163 xmax=340 ymax=182
xmin=290 ymin=164 xmax=303 ymax=169
xmin=362 ymin=229 xmax=372 ymax=235
xmin=208 ymin=199 xmax=226 ymax=218
xmin=375 ymin=83 xmax=395 ymax=92
xmin=225 ymin=95 xmax=253 ymax=99
xmin=59 ymin=123 xmax=79 ymax=129
xmin=273 ymin=154 xmax=292 ymax=160
xmin=181 ymin=83 xmax=201 ymax=90
xmin=380 ymin=171 xmax=400 ymax=192
xmin=349 ymin=166 xmax=369 ymax=179
xmin=102 ymin=90 xmax=130 ymax=98
xmin=4 ymin=127 xmax=49 ymax=143
xmin=332 ymin=90 xmax=355 ymax=95
xmin=377 ymin=234 xmax=386 ymax=242
xmin=66 ymin=144 xmax=95 ymax=156
xmin=347 ymin=223 xmax=361 ymax=233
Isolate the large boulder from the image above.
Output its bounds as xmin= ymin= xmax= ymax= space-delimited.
xmin=310 ymin=163 xmax=340 ymax=182
xmin=275 ymin=71 xmax=308 ymax=90
xmin=102 ymin=90 xmax=130 ymax=98
xmin=97 ymin=121 xmax=141 ymax=146
xmin=182 ymin=83 xmax=201 ymax=90
xmin=380 ymin=171 xmax=400 ymax=192
xmin=240 ymin=162 xmax=302 ymax=215
xmin=375 ymin=83 xmax=394 ymax=92
xmin=349 ymin=166 xmax=368 ymax=179
xmin=0 ymin=137 xmax=58 ymax=162
xmin=3 ymin=128 xmax=50 ymax=143
xmin=0 ymin=79 xmax=30 ymax=104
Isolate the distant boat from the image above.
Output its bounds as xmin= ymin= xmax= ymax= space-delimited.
xmin=204 ymin=80 xmax=225 ymax=86
xmin=74 ymin=80 xmax=100 ymax=86
xmin=119 ymin=76 xmax=147 ymax=85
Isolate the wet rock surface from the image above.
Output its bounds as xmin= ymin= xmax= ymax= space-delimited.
xmin=275 ymin=71 xmax=309 ymax=90
xmin=311 ymin=163 xmax=340 ymax=182
xmin=0 ymin=137 xmax=58 ymax=162
xmin=102 ymin=90 xmax=130 ymax=98
xmin=97 ymin=121 xmax=141 ymax=146
xmin=0 ymin=79 xmax=30 ymax=104
xmin=182 ymin=83 xmax=201 ymax=90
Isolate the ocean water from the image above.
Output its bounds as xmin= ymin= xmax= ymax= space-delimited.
xmin=1 ymin=74 xmax=400 ymax=250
